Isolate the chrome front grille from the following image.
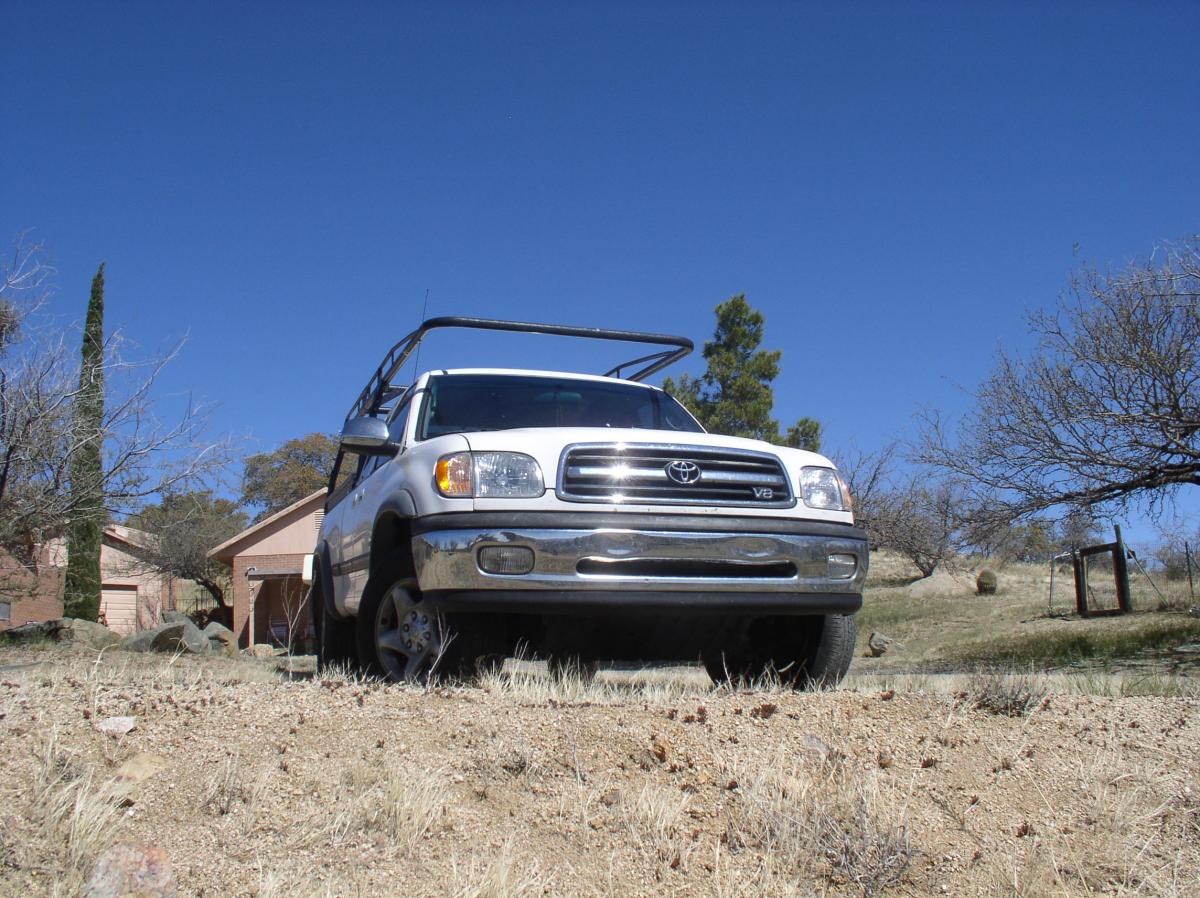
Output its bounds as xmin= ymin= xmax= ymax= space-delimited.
xmin=556 ymin=443 xmax=794 ymax=507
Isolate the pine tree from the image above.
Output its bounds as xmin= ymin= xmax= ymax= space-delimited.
xmin=63 ymin=264 xmax=106 ymax=620
xmin=662 ymin=295 xmax=821 ymax=451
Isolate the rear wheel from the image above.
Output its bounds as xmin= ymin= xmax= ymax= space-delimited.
xmin=705 ymin=613 xmax=857 ymax=689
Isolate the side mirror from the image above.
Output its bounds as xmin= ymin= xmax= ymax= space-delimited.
xmin=340 ymin=417 xmax=399 ymax=457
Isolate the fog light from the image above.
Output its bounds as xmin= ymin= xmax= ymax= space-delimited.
xmin=828 ymin=553 xmax=857 ymax=579
xmin=478 ymin=546 xmax=535 ymax=575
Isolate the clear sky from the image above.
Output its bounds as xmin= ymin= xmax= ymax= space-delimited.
xmin=3 ymin=2 xmax=1198 ymax=545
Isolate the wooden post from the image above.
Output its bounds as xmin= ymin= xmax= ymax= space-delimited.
xmin=1113 ymin=524 xmax=1132 ymax=614
xmin=1186 ymin=541 xmax=1196 ymax=601
xmin=1073 ymin=549 xmax=1089 ymax=617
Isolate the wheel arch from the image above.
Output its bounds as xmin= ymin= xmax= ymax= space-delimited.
xmin=370 ymin=492 xmax=417 ymax=578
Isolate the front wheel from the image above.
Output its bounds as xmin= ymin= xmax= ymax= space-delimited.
xmin=705 ymin=613 xmax=858 ymax=690
xmin=357 ymin=553 xmax=446 ymax=682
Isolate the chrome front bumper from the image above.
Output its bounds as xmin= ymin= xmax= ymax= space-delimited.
xmin=411 ymin=523 xmax=867 ymax=612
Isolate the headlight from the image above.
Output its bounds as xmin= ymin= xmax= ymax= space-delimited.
xmin=435 ymin=452 xmax=545 ymax=498
xmin=799 ymin=466 xmax=845 ymax=510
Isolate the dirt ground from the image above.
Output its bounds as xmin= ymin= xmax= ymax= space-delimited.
xmin=1 ymin=646 xmax=1197 ymax=898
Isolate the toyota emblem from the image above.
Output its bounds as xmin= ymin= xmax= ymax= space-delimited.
xmin=665 ymin=460 xmax=702 ymax=485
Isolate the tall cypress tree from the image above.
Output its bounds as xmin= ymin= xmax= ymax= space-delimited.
xmin=64 ymin=264 xmax=106 ymax=620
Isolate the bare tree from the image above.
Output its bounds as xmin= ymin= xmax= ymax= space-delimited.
xmin=869 ymin=477 xmax=963 ymax=577
xmin=832 ymin=441 xmax=899 ymax=543
xmin=919 ymin=238 xmax=1200 ymax=526
xmin=0 ymin=235 xmax=231 ymax=606
xmin=123 ymin=490 xmax=247 ymax=615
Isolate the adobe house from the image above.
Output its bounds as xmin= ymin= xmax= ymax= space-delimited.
xmin=0 ymin=524 xmax=177 ymax=635
xmin=207 ymin=489 xmax=325 ymax=650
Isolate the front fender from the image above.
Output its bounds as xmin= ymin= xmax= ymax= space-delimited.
xmin=377 ymin=489 xmax=417 ymax=520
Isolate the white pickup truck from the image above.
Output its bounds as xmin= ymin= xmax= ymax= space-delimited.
xmin=311 ymin=318 xmax=867 ymax=686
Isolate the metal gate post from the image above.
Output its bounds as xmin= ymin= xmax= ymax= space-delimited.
xmin=1072 ymin=549 xmax=1088 ymax=617
xmin=1113 ymin=524 xmax=1133 ymax=614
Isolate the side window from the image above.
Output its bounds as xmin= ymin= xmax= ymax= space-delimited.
xmin=388 ymin=400 xmax=411 ymax=444
xmin=360 ymin=393 xmax=412 ymax=481
xmin=328 ymin=453 xmax=365 ymax=507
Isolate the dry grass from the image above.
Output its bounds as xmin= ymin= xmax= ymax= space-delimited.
xmin=724 ymin=750 xmax=912 ymax=897
xmin=967 ymin=673 xmax=1048 ymax=717
xmin=2 ymin=638 xmax=1198 ymax=897
xmin=0 ymin=728 xmax=126 ymax=895
xmin=325 ymin=762 xmax=446 ymax=854
xmin=449 ymin=842 xmax=546 ymax=898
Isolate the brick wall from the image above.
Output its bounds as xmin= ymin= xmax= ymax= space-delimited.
xmin=231 ymin=553 xmax=307 ymax=646
xmin=0 ymin=554 xmax=65 ymax=630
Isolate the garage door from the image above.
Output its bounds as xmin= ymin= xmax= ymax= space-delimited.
xmin=100 ymin=586 xmax=138 ymax=635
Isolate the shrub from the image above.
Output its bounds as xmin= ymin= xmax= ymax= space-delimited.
xmin=976 ymin=569 xmax=997 ymax=595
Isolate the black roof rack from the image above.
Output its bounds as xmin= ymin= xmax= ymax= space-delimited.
xmin=345 ymin=316 xmax=693 ymax=423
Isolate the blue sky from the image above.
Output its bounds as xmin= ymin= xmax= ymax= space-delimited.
xmin=3 ymin=2 xmax=1198 ymax=545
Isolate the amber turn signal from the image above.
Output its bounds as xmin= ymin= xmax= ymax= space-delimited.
xmin=435 ymin=453 xmax=473 ymax=497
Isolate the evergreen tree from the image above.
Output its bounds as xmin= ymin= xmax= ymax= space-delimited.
xmin=63 ymin=264 xmax=106 ymax=620
xmin=662 ymin=295 xmax=821 ymax=451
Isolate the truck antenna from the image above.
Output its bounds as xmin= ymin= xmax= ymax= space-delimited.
xmin=410 ymin=288 xmax=430 ymax=380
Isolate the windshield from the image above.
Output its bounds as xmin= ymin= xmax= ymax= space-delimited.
xmin=417 ymin=374 xmax=704 ymax=440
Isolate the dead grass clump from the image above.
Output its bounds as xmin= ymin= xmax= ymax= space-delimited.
xmin=326 ymin=763 xmax=445 ymax=854
xmin=724 ymin=751 xmax=911 ymax=897
xmin=203 ymin=754 xmax=253 ymax=816
xmin=624 ymin=783 xmax=691 ymax=862
xmin=968 ymin=673 xmax=1047 ymax=717
xmin=450 ymin=843 xmax=545 ymax=898
xmin=21 ymin=730 xmax=124 ymax=889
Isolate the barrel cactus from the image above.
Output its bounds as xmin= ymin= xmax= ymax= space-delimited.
xmin=976 ymin=569 xmax=998 ymax=596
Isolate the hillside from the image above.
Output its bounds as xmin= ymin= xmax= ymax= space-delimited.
xmin=856 ymin=551 xmax=1200 ymax=678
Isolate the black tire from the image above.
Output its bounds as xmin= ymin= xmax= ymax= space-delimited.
xmin=805 ymin=613 xmax=857 ymax=687
xmin=705 ymin=613 xmax=857 ymax=690
xmin=356 ymin=550 xmax=449 ymax=682
xmin=311 ymin=565 xmax=356 ymax=672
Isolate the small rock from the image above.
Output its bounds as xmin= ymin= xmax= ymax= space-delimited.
xmin=867 ymin=632 xmax=894 ymax=657
xmin=800 ymin=734 xmax=836 ymax=761
xmin=108 ymin=753 xmax=165 ymax=805
xmin=1174 ymin=643 xmax=1200 ymax=656
xmin=877 ymin=749 xmax=894 ymax=769
xmin=97 ymin=716 xmax=136 ymax=737
xmin=244 ymin=643 xmax=279 ymax=660
xmin=83 ymin=844 xmax=175 ymax=898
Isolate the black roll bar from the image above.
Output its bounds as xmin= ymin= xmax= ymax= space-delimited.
xmin=344 ymin=316 xmax=693 ymax=423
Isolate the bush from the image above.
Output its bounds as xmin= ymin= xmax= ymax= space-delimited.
xmin=976 ymin=569 xmax=997 ymax=595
